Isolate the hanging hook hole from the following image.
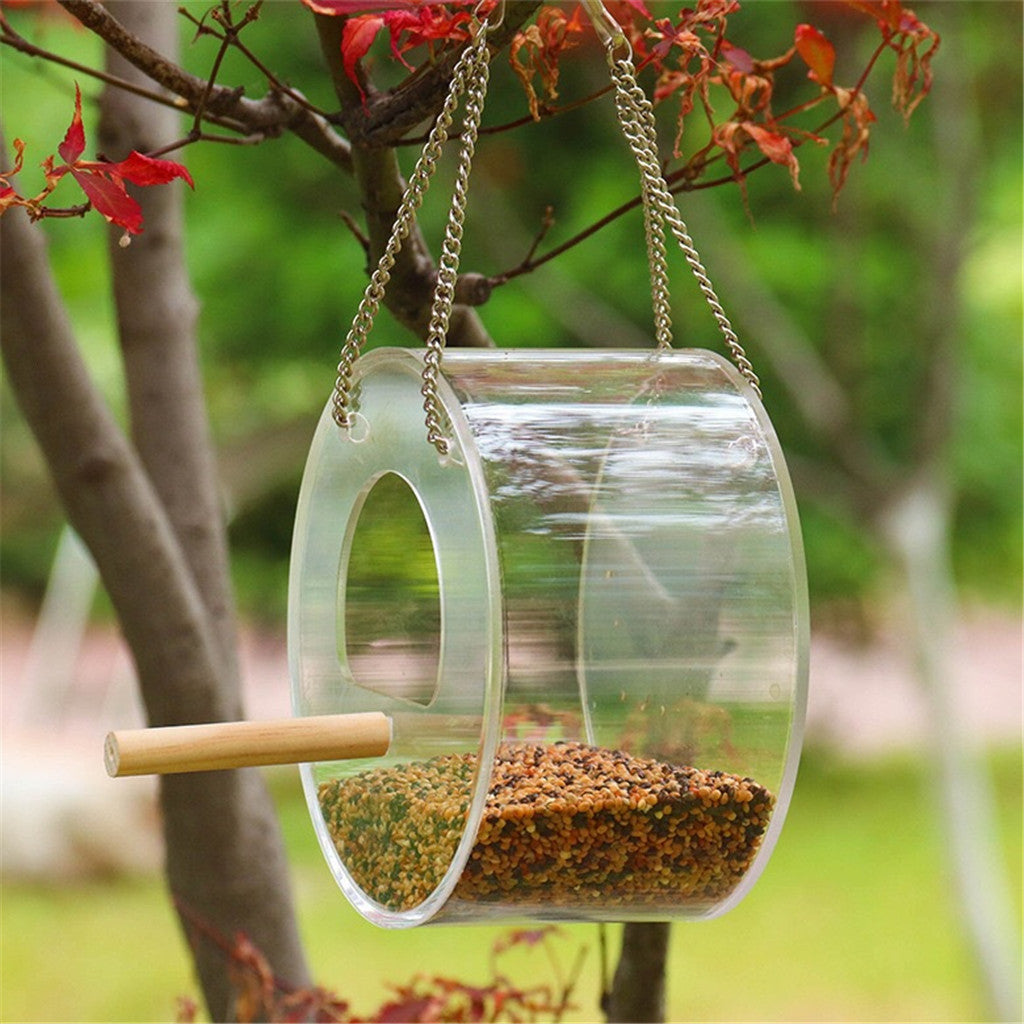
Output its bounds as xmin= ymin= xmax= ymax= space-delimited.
xmin=437 ymin=445 xmax=465 ymax=469
xmin=343 ymin=411 xmax=372 ymax=444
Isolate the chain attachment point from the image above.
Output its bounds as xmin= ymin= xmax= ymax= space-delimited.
xmin=332 ymin=20 xmax=493 ymax=454
xmin=591 ymin=2 xmax=763 ymax=398
xmin=334 ymin=0 xmax=761 ymax=458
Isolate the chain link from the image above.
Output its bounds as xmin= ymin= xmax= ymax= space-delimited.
xmin=605 ymin=48 xmax=762 ymax=396
xmin=420 ymin=33 xmax=490 ymax=455
xmin=332 ymin=24 xmax=493 ymax=437
xmin=335 ymin=4 xmax=760 ymax=454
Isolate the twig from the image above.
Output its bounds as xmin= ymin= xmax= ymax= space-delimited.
xmin=26 ymin=202 xmax=92 ymax=222
xmin=486 ymin=45 xmax=898 ymax=290
xmin=1 ymin=11 xmax=206 ymax=119
xmin=523 ymin=205 xmax=555 ymax=266
xmin=396 ymin=82 xmax=617 ymax=147
xmin=181 ymin=1 xmax=331 ymax=124
xmin=146 ymin=130 xmax=269 ymax=159
xmin=24 ymin=0 xmax=352 ymax=172
xmin=186 ymin=4 xmax=246 ymax=137
xmin=339 ymin=209 xmax=370 ymax=257
xmin=489 ymin=205 xmax=555 ymax=286
xmin=553 ymin=943 xmax=588 ymax=1023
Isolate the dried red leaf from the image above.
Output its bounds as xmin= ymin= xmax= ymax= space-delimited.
xmin=828 ymin=85 xmax=876 ymax=200
xmin=57 ymin=83 xmax=86 ymax=164
xmin=795 ymin=23 xmax=835 ymax=87
xmin=373 ymin=994 xmax=437 ymax=1022
xmin=0 ymin=136 xmax=26 ymax=208
xmin=712 ymin=119 xmax=801 ymax=198
xmin=645 ymin=18 xmax=707 ymax=66
xmin=742 ymin=122 xmax=800 ymax=188
xmin=510 ymin=5 xmax=585 ymax=120
xmin=720 ymin=41 xmax=754 ymax=74
xmin=842 ymin=0 xmax=901 ymax=30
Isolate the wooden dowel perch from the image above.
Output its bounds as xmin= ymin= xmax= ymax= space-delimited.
xmin=104 ymin=712 xmax=392 ymax=777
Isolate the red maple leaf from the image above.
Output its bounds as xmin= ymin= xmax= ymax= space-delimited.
xmin=510 ymin=5 xmax=586 ymax=120
xmin=49 ymin=85 xmax=194 ymax=235
xmin=303 ymin=0 xmax=482 ymax=101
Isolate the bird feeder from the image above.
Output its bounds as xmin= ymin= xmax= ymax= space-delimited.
xmin=288 ymin=346 xmax=808 ymax=927
xmin=103 ymin=1 xmax=809 ymax=934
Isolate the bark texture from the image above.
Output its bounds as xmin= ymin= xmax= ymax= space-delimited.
xmin=313 ymin=12 xmax=495 ymax=349
xmin=1 ymin=5 xmax=313 ymax=1014
xmin=99 ymin=6 xmax=312 ymax=1016
xmin=604 ymin=923 xmax=671 ymax=1023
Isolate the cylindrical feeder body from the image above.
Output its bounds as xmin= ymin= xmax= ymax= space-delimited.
xmin=289 ymin=348 xmax=808 ymax=927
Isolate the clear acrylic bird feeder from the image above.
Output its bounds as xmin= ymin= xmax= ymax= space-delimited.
xmin=288 ymin=5 xmax=808 ymax=928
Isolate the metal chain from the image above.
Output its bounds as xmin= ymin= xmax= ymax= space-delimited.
xmin=332 ymin=23 xmax=493 ymax=433
xmin=611 ymin=56 xmax=673 ymax=351
xmin=420 ymin=31 xmax=490 ymax=455
xmin=605 ymin=46 xmax=762 ymax=396
xmin=335 ymin=2 xmax=759 ymax=449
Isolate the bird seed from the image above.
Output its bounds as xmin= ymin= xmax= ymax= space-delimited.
xmin=318 ymin=740 xmax=774 ymax=913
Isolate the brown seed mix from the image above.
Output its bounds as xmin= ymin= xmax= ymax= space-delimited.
xmin=318 ymin=740 xmax=774 ymax=913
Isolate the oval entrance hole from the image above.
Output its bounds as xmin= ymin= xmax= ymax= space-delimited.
xmin=341 ymin=472 xmax=441 ymax=708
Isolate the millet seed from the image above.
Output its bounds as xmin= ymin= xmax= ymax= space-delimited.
xmin=318 ymin=740 xmax=774 ymax=913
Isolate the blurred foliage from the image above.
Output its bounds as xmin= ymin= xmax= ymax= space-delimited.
xmin=0 ymin=0 xmax=1020 ymax=618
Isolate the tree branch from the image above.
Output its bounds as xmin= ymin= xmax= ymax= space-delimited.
xmin=54 ymin=0 xmax=353 ymax=172
xmin=337 ymin=2 xmax=543 ymax=147
xmin=100 ymin=0 xmax=237 ymax=717
xmin=604 ymin=923 xmax=671 ymax=1023
xmin=313 ymin=11 xmax=493 ymax=347
xmin=96 ymin=6 xmax=313 ymax=1016
xmin=0 ymin=147 xmax=222 ymax=734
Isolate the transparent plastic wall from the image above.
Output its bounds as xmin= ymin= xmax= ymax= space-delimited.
xmin=289 ymin=347 xmax=808 ymax=927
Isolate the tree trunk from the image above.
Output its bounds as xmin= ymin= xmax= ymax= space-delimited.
xmin=605 ymin=922 xmax=671 ymax=1023
xmin=99 ymin=2 xmax=239 ymax=686
xmin=95 ymin=6 xmax=312 ymax=1017
xmin=879 ymin=475 xmax=1023 ymax=1023
xmin=1 ymin=24 xmax=313 ymax=1018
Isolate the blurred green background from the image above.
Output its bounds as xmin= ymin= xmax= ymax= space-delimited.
xmin=1 ymin=1 xmax=1020 ymax=1021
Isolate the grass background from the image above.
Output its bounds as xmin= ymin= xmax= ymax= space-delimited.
xmin=2 ymin=745 xmax=1020 ymax=1022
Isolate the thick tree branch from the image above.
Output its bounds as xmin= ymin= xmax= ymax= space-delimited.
xmin=100 ymin=8 xmax=234 ymax=671
xmin=338 ymin=2 xmax=543 ymax=147
xmin=314 ymin=11 xmax=493 ymax=347
xmin=1 ymin=127 xmax=312 ymax=1024
xmin=93 ymin=6 xmax=312 ymax=1016
xmin=0 ymin=148 xmax=225 ymax=734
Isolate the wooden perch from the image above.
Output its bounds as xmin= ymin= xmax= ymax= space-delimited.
xmin=104 ymin=712 xmax=392 ymax=777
